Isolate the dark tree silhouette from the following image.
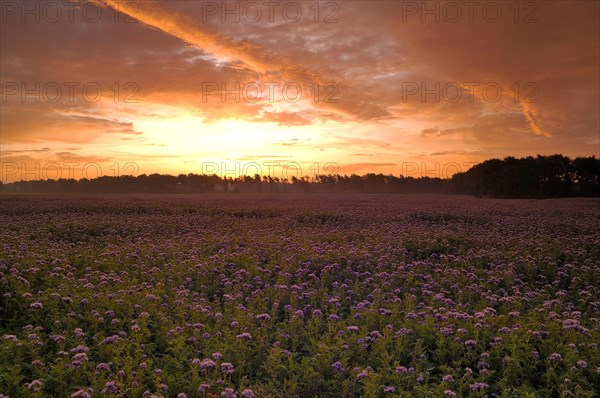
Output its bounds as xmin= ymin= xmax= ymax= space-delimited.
xmin=1 ymin=155 xmax=598 ymax=198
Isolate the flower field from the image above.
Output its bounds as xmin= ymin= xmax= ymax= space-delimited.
xmin=1 ymin=194 xmax=599 ymax=397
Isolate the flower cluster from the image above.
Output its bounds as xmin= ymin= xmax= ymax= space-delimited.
xmin=0 ymin=196 xmax=598 ymax=396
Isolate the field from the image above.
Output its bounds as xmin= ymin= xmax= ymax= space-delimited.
xmin=1 ymin=195 xmax=599 ymax=397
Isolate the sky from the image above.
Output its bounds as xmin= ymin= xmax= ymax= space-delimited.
xmin=1 ymin=0 xmax=599 ymax=182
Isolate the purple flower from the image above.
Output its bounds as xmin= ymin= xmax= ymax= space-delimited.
xmin=220 ymin=387 xmax=237 ymax=398
xmin=221 ymin=362 xmax=234 ymax=374
xmin=241 ymin=389 xmax=254 ymax=398
xmin=395 ymin=328 xmax=413 ymax=337
xmin=357 ymin=370 xmax=369 ymax=379
xmin=331 ymin=361 xmax=345 ymax=373
xmin=71 ymin=390 xmax=91 ymax=398
xmin=563 ymin=319 xmax=580 ymax=329
xmin=464 ymin=339 xmax=477 ymax=348
xmin=198 ymin=384 xmax=211 ymax=392
xmin=470 ymin=382 xmax=489 ymax=392
xmin=103 ymin=335 xmax=119 ymax=344
xmin=384 ymin=386 xmax=396 ymax=393
xmin=96 ymin=363 xmax=111 ymax=371
xmin=101 ymin=381 xmax=118 ymax=395
xmin=200 ymin=359 xmax=216 ymax=371
xmin=442 ymin=375 xmax=454 ymax=383
xmin=68 ymin=352 xmax=89 ymax=369
xmin=548 ymin=353 xmax=563 ymax=362
xmin=26 ymin=380 xmax=42 ymax=391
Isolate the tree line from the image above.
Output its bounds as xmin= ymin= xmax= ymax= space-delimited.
xmin=1 ymin=155 xmax=598 ymax=198
xmin=449 ymin=155 xmax=599 ymax=198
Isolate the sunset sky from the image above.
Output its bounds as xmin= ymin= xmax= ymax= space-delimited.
xmin=1 ymin=0 xmax=599 ymax=182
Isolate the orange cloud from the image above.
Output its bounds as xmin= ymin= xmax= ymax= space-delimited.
xmin=521 ymin=102 xmax=551 ymax=138
xmin=97 ymin=0 xmax=390 ymax=120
